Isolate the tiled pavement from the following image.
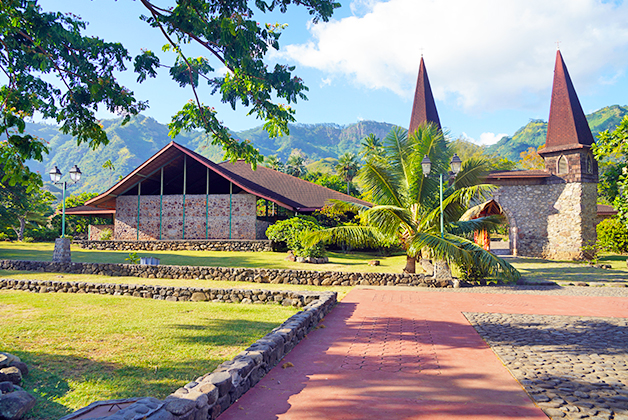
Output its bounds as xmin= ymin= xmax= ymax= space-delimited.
xmin=219 ymin=287 xmax=628 ymax=420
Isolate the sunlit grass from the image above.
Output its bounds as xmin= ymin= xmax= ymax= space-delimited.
xmin=0 ymin=290 xmax=298 ymax=419
xmin=0 ymin=242 xmax=408 ymax=274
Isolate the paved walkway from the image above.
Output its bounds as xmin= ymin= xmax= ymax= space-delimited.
xmin=219 ymin=287 xmax=628 ymax=420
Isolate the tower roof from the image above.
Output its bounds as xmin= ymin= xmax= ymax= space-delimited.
xmin=541 ymin=50 xmax=594 ymax=154
xmin=409 ymin=57 xmax=441 ymax=133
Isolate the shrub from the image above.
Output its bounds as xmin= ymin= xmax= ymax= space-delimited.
xmin=125 ymin=252 xmax=140 ymax=264
xmin=266 ymin=217 xmax=325 ymax=258
xmin=597 ymin=217 xmax=628 ymax=254
xmin=22 ymin=237 xmax=34 ymax=243
xmin=0 ymin=232 xmax=9 ymax=241
xmin=99 ymin=228 xmax=113 ymax=241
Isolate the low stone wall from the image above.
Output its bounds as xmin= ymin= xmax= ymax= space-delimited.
xmin=74 ymin=239 xmax=272 ymax=252
xmin=3 ymin=280 xmax=337 ymax=420
xmin=0 ymin=259 xmax=451 ymax=287
xmin=0 ymin=279 xmax=328 ymax=307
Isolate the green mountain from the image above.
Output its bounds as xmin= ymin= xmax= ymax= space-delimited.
xmin=24 ymin=116 xmax=396 ymax=196
xmin=486 ymin=105 xmax=628 ymax=160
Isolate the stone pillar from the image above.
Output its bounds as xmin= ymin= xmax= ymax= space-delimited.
xmin=52 ymin=238 xmax=71 ymax=263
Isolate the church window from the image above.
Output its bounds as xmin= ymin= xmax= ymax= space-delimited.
xmin=586 ymin=154 xmax=593 ymax=174
xmin=557 ymin=155 xmax=568 ymax=174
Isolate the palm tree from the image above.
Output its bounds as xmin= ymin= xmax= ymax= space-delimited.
xmin=335 ymin=152 xmax=360 ymax=195
xmin=305 ymin=123 xmax=520 ymax=281
xmin=360 ymin=133 xmax=383 ymax=161
xmin=286 ymin=152 xmax=306 ymax=178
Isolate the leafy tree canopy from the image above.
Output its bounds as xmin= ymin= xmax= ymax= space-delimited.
xmin=593 ymin=115 xmax=628 ymax=224
xmin=0 ymin=0 xmax=339 ymax=186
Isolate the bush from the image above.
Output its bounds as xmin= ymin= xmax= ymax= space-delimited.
xmin=266 ymin=217 xmax=325 ymax=258
xmin=597 ymin=217 xmax=628 ymax=254
xmin=22 ymin=237 xmax=34 ymax=243
xmin=28 ymin=226 xmax=59 ymax=242
xmin=99 ymin=228 xmax=113 ymax=241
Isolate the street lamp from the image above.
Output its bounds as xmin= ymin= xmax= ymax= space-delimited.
xmin=422 ymin=154 xmax=463 ymax=238
xmin=49 ymin=165 xmax=82 ymax=238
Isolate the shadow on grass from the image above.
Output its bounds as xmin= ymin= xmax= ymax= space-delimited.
xmin=169 ymin=317 xmax=282 ymax=347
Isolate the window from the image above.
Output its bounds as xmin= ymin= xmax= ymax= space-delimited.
xmin=557 ymin=155 xmax=568 ymax=174
xmin=586 ymin=154 xmax=593 ymax=174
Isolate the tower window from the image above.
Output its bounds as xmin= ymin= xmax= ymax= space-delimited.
xmin=557 ymin=155 xmax=568 ymax=174
xmin=586 ymin=154 xmax=593 ymax=174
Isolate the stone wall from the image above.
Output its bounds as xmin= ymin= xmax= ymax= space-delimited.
xmin=75 ymin=239 xmax=272 ymax=252
xmin=115 ymin=194 xmax=257 ymax=241
xmin=3 ymin=280 xmax=337 ymax=420
xmin=88 ymin=225 xmax=115 ymax=241
xmin=493 ymin=182 xmax=597 ymax=260
xmin=0 ymin=259 xmax=452 ymax=287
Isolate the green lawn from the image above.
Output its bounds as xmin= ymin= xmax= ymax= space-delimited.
xmin=0 ymin=242 xmax=408 ymax=274
xmin=509 ymin=254 xmax=628 ymax=286
xmin=0 ymin=290 xmax=298 ymax=420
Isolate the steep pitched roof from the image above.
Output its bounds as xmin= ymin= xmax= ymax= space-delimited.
xmin=85 ymin=141 xmax=371 ymax=212
xmin=409 ymin=57 xmax=441 ymax=133
xmin=541 ymin=50 xmax=594 ymax=155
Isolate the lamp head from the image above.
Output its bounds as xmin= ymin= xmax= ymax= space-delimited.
xmin=49 ymin=166 xmax=62 ymax=183
xmin=69 ymin=165 xmax=82 ymax=183
xmin=421 ymin=155 xmax=432 ymax=176
xmin=450 ymin=154 xmax=462 ymax=175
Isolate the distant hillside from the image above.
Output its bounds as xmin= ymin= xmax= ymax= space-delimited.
xmin=486 ymin=105 xmax=628 ymax=160
xmin=24 ymin=116 xmax=396 ymax=196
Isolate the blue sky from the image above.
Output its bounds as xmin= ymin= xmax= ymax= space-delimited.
xmin=43 ymin=0 xmax=628 ymax=145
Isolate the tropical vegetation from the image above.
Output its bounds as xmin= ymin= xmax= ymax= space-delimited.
xmin=304 ymin=123 xmax=520 ymax=281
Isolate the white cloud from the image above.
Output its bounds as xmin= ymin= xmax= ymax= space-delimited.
xmin=320 ymin=77 xmax=333 ymax=87
xmin=461 ymin=132 xmax=507 ymax=145
xmin=279 ymin=0 xmax=628 ymax=113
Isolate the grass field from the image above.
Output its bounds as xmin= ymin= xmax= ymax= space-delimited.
xmin=0 ymin=291 xmax=298 ymax=420
xmin=0 ymin=242 xmax=408 ymax=274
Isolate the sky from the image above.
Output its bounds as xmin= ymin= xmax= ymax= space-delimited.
xmin=42 ymin=0 xmax=628 ymax=146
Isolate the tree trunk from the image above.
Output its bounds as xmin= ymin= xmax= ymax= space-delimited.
xmin=403 ymin=255 xmax=416 ymax=273
xmin=17 ymin=217 xmax=26 ymax=241
xmin=433 ymin=260 xmax=453 ymax=280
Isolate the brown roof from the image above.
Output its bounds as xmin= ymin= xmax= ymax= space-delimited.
xmin=86 ymin=141 xmax=371 ymax=212
xmin=409 ymin=57 xmax=441 ymax=133
xmin=485 ymin=170 xmax=551 ymax=180
xmin=62 ymin=205 xmax=115 ymax=217
xmin=597 ymin=204 xmax=617 ymax=216
xmin=541 ymin=50 xmax=594 ymax=155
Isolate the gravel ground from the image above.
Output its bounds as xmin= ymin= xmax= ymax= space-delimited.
xmin=465 ymin=312 xmax=628 ymax=420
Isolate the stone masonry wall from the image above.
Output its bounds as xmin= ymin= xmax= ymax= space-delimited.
xmin=0 ymin=259 xmax=453 ymax=288
xmin=3 ymin=279 xmax=336 ymax=420
xmin=115 ymin=194 xmax=257 ymax=241
xmin=76 ymin=239 xmax=272 ymax=252
xmin=493 ymin=182 xmax=597 ymax=260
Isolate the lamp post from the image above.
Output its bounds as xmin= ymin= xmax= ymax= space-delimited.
xmin=421 ymin=154 xmax=462 ymax=238
xmin=49 ymin=165 xmax=82 ymax=238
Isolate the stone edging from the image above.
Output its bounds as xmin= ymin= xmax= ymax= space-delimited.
xmin=2 ymin=279 xmax=336 ymax=420
xmin=74 ymin=239 xmax=272 ymax=252
xmin=0 ymin=259 xmax=453 ymax=288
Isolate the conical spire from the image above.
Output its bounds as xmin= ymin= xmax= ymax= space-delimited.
xmin=409 ymin=57 xmax=441 ymax=133
xmin=543 ymin=50 xmax=594 ymax=151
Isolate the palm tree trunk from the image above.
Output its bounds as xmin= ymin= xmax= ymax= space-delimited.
xmin=403 ymin=255 xmax=416 ymax=273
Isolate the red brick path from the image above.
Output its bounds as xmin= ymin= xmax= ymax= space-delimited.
xmin=219 ymin=288 xmax=628 ymax=419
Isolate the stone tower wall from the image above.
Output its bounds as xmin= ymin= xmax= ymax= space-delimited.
xmin=493 ymin=182 xmax=597 ymax=260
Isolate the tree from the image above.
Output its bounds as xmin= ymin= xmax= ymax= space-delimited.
xmin=304 ymin=124 xmax=520 ymax=281
xmin=0 ymin=164 xmax=54 ymax=241
xmin=305 ymin=171 xmax=347 ymax=194
xmin=286 ymin=150 xmax=307 ymax=178
xmin=593 ymin=115 xmax=628 ymax=224
xmin=263 ymin=155 xmax=285 ymax=172
xmin=1 ymin=0 xmax=339 ymax=187
xmin=335 ymin=152 xmax=360 ymax=196
xmin=50 ymin=192 xmax=108 ymax=237
xmin=359 ymin=133 xmax=383 ymax=160
xmin=519 ymin=146 xmax=545 ymax=170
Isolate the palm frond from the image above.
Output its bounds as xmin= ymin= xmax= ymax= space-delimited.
xmin=358 ymin=159 xmax=404 ymax=207
xmin=383 ymin=126 xmax=413 ymax=186
xmin=453 ymin=158 xmax=491 ymax=189
xmin=326 ymin=199 xmax=371 ymax=213
xmin=302 ymin=225 xmax=387 ymax=249
xmin=364 ymin=205 xmax=415 ymax=238
xmin=447 ymin=215 xmax=505 ymax=236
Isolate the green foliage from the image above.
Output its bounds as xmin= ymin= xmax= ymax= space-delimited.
xmin=305 ymin=123 xmax=520 ymax=281
xmin=305 ymin=171 xmax=349 ymax=194
xmin=450 ymin=137 xmax=517 ymax=171
xmin=594 ymin=115 xmax=628 ymax=223
xmin=99 ymin=228 xmax=113 ymax=241
xmin=596 ymin=217 xmax=628 ymax=254
xmin=266 ymin=217 xmax=325 ymax=258
xmin=50 ymin=192 xmax=108 ymax=237
xmin=313 ymin=204 xmax=357 ymax=228
xmin=335 ymin=152 xmax=360 ymax=195
xmin=125 ymin=252 xmax=140 ymax=265
xmin=0 ymin=232 xmax=9 ymax=241
xmin=0 ymin=0 xmax=147 ymax=186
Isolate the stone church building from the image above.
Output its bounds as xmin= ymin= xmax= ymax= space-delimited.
xmin=411 ymin=51 xmax=602 ymax=260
